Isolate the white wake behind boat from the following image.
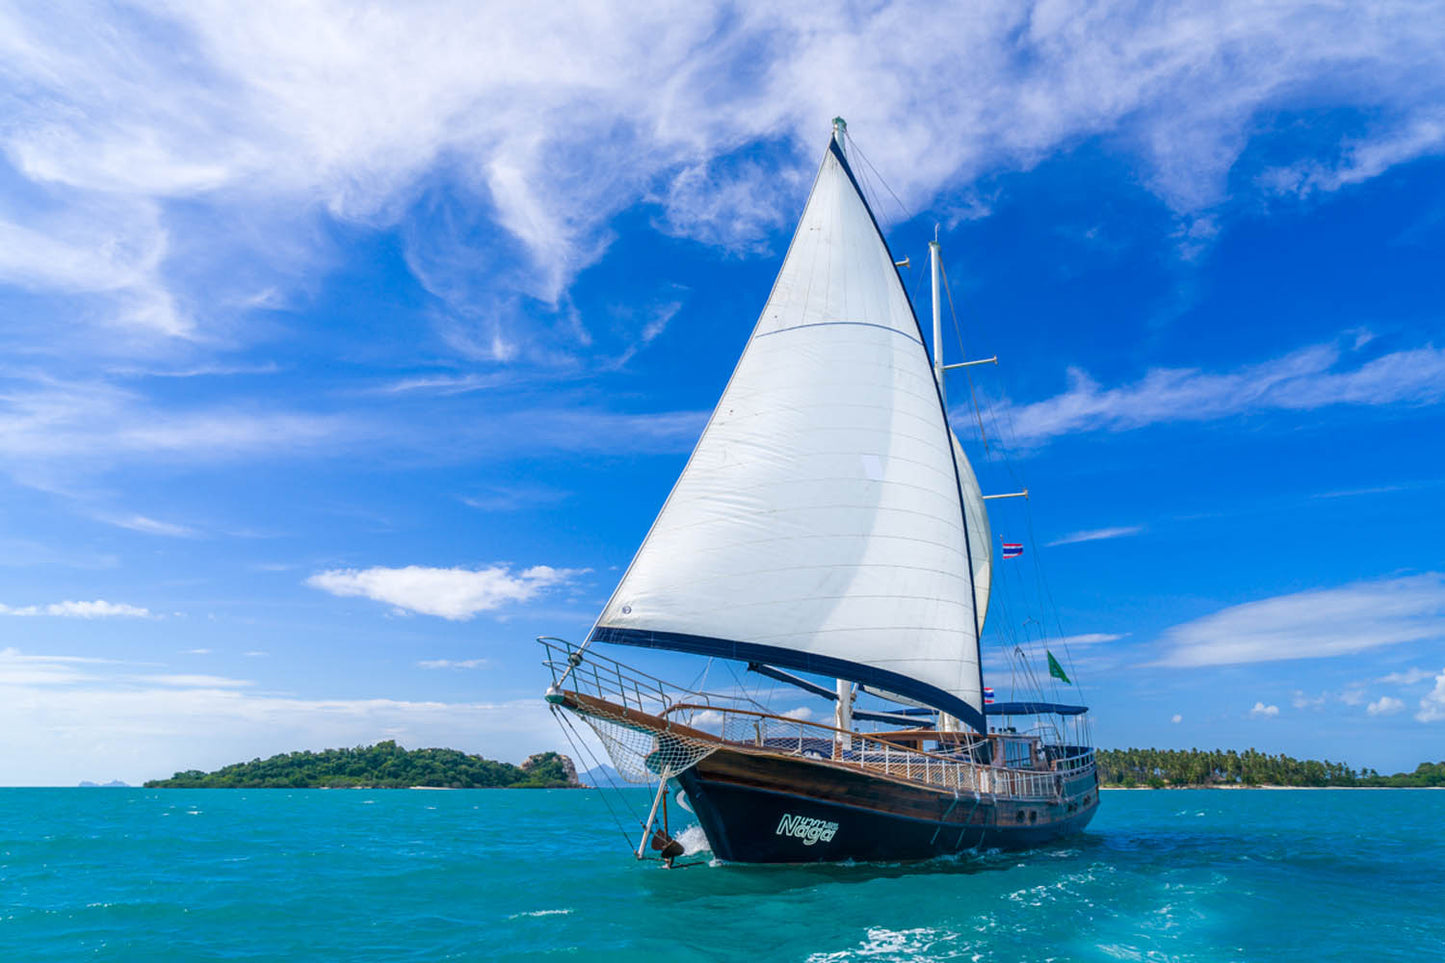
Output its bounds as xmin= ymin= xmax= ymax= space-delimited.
xmin=544 ymin=120 xmax=1097 ymax=864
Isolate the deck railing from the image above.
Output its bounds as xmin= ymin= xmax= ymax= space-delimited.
xmin=540 ymin=637 xmax=1084 ymax=802
xmin=661 ymin=702 xmax=1063 ymax=800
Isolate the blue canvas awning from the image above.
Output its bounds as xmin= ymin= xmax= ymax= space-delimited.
xmin=986 ymin=702 xmax=1088 ymax=716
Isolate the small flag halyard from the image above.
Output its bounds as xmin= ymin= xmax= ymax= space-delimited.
xmin=983 ymin=687 xmax=995 ymax=704
xmin=1001 ymin=542 xmax=1023 ymax=559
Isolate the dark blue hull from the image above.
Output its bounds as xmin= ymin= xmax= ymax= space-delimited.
xmin=675 ymin=748 xmax=1098 ymax=864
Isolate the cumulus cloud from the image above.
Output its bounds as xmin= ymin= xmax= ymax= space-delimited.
xmin=1047 ymin=526 xmax=1143 ymax=547
xmin=1367 ymin=696 xmax=1405 ymax=716
xmin=307 ymin=564 xmax=582 ymax=620
xmin=1250 ymin=702 xmax=1280 ymax=718
xmin=1417 ymin=672 xmax=1445 ymax=723
xmin=1155 ymin=573 xmax=1445 ymax=667
xmin=1002 ymin=339 xmax=1445 ymax=445
xmin=0 ymin=600 xmax=152 ymax=618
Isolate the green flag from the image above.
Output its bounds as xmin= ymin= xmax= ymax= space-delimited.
xmin=1047 ymin=650 xmax=1071 ymax=685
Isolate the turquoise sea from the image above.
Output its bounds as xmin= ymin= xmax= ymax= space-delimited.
xmin=2 ymin=787 xmax=1441 ymax=961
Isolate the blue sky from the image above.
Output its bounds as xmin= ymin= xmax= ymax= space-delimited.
xmin=2 ymin=1 xmax=1443 ymax=784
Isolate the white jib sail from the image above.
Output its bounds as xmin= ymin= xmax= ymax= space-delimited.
xmin=592 ymin=141 xmax=985 ymax=728
xmin=953 ymin=432 xmax=991 ymax=636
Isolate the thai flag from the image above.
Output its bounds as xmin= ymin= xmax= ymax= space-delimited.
xmin=1002 ymin=542 xmax=1023 ymax=559
xmin=983 ymin=687 xmax=994 ymax=704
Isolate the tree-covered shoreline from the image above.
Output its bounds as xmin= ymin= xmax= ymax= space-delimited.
xmin=144 ymin=742 xmax=579 ymax=789
xmin=1097 ymin=748 xmax=1444 ymax=789
xmin=143 ymin=741 xmax=1444 ymax=791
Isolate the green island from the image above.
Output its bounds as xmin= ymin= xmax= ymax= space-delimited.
xmin=1097 ymin=748 xmax=1445 ymax=788
xmin=144 ymin=741 xmax=579 ymax=789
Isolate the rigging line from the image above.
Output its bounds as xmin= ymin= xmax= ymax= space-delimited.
xmin=687 ymin=656 xmax=715 ymax=694
xmin=1022 ymin=505 xmax=1087 ymax=707
xmin=938 ymin=259 xmax=990 ymax=450
xmin=844 ymin=132 xmax=916 ymax=224
xmin=554 ymin=708 xmax=641 ymax=825
xmin=551 ymin=707 xmax=642 ymax=850
xmin=837 ymin=132 xmax=926 ymax=352
xmin=724 ymin=660 xmax=771 ymax=712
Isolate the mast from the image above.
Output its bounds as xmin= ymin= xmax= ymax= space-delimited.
xmin=932 ymin=229 xmax=967 ymax=735
xmin=931 ymin=228 xmax=944 ymax=407
xmin=832 ymin=113 xmax=855 ymax=738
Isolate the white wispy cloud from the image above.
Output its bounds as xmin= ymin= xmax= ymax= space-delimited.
xmin=1250 ymin=701 xmax=1280 ymax=718
xmin=0 ymin=374 xmax=349 ymax=484
xmin=1156 ymin=573 xmax=1445 ymax=667
xmin=0 ymin=648 xmax=117 ymax=686
xmin=0 ymin=600 xmax=152 ymax=619
xmin=133 ymin=674 xmax=253 ymax=689
xmin=1002 ymin=339 xmax=1445 ymax=445
xmin=307 ymin=564 xmax=584 ymax=620
xmin=104 ymin=514 xmax=197 ymax=538
xmin=1055 ymin=633 xmax=1127 ymax=647
xmin=459 ymin=486 xmax=570 ymax=513
xmin=1047 ymin=526 xmax=1143 ymax=547
xmin=1261 ymin=107 xmax=1445 ymax=198
xmin=1380 ymin=667 xmax=1438 ymax=686
xmin=0 ymin=368 xmax=707 ymax=495
xmin=417 ymin=659 xmax=489 ymax=670
xmin=2 ymin=2 xmax=1443 ymax=360
xmin=374 ymin=373 xmax=516 ymax=396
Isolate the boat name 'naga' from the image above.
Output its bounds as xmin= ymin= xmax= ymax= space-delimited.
xmin=775 ymin=813 xmax=839 ymax=845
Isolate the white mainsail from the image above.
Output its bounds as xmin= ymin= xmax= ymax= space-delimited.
xmin=590 ymin=138 xmax=987 ymax=730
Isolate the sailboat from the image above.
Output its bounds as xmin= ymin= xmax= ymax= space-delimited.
xmin=544 ymin=120 xmax=1097 ymax=864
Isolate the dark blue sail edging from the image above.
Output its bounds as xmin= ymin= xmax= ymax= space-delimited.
xmin=589 ymin=625 xmax=989 ymax=734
